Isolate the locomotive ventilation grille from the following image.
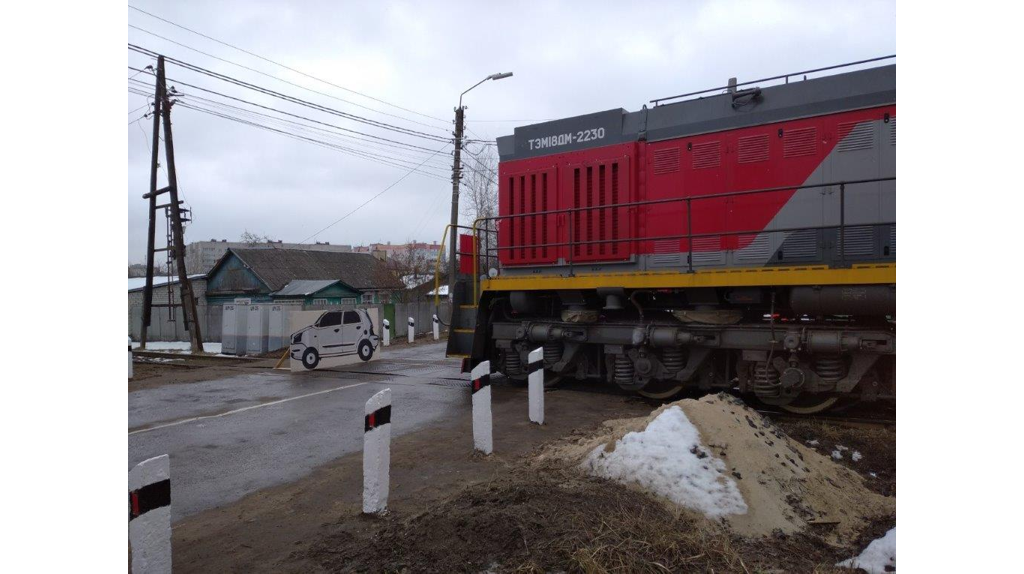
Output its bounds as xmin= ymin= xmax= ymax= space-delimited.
xmin=692 ymin=141 xmax=721 ymax=169
xmin=837 ymin=121 xmax=875 ymax=152
xmin=841 ymin=226 xmax=875 ymax=257
xmin=570 ymin=161 xmax=623 ymax=259
xmin=738 ymin=134 xmax=770 ymax=163
xmin=505 ymin=169 xmax=553 ymax=263
xmin=736 ymin=233 xmax=771 ymax=261
xmin=652 ymin=148 xmax=680 ymax=174
xmin=783 ymin=127 xmax=817 ymax=158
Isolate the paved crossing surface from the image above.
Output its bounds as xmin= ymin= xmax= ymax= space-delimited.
xmin=128 ymin=342 xmax=468 ymax=521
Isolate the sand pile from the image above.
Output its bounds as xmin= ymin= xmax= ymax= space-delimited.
xmin=541 ymin=393 xmax=894 ymax=540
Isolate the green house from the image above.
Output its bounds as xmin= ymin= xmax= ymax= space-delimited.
xmin=270 ymin=279 xmax=358 ymax=306
xmin=205 ymin=248 xmax=404 ymax=306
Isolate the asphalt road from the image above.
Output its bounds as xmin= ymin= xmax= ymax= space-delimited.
xmin=128 ymin=341 xmax=469 ymax=522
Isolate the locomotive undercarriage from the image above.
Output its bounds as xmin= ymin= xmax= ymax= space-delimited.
xmin=480 ymin=285 xmax=895 ymax=413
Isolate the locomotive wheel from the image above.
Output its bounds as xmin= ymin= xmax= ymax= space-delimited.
xmin=779 ymin=396 xmax=839 ymax=414
xmin=543 ymin=372 xmax=564 ymax=388
xmin=637 ymin=379 xmax=684 ymax=400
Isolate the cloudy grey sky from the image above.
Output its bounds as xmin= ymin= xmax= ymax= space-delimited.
xmin=127 ymin=0 xmax=895 ymax=264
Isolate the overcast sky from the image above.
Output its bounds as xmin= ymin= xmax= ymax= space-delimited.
xmin=127 ymin=0 xmax=895 ymax=264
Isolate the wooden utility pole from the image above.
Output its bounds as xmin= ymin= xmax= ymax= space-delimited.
xmin=140 ymin=55 xmax=204 ymax=353
xmin=447 ymin=105 xmax=465 ymax=294
xmin=140 ymin=60 xmax=163 ymax=350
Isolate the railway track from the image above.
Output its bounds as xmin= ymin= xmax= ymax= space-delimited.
xmin=754 ymin=409 xmax=896 ymax=430
xmin=540 ymin=375 xmax=895 ymax=429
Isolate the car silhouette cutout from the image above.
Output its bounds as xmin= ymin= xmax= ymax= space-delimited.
xmin=290 ymin=309 xmax=380 ymax=369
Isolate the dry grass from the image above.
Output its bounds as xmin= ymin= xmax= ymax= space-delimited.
xmin=306 ymin=424 xmax=895 ymax=573
xmin=307 ymin=463 xmax=752 ymax=573
xmin=542 ymin=498 xmax=745 ymax=574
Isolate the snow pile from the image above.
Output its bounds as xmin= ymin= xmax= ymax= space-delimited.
xmin=131 ymin=341 xmax=223 ymax=355
xmin=838 ymin=527 xmax=896 ymax=573
xmin=546 ymin=394 xmax=894 ymax=539
xmin=583 ymin=406 xmax=747 ymax=518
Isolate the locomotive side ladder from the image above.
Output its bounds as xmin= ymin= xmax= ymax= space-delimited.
xmin=445 ymin=278 xmax=478 ymax=360
xmin=432 ymin=224 xmax=481 ymax=361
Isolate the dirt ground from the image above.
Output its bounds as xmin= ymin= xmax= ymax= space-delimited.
xmin=129 ymin=356 xmax=269 ymax=391
xmin=162 ymin=369 xmax=895 ymax=573
xmin=129 ymin=333 xmax=444 ymax=392
xmin=169 ymin=385 xmax=654 ymax=573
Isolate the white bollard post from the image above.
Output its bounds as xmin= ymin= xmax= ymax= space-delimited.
xmin=432 ymin=314 xmax=440 ymax=340
xmin=528 ymin=347 xmax=544 ymax=425
xmin=129 ymin=337 xmax=134 ymax=380
xmin=408 ymin=317 xmax=415 ymax=344
xmin=382 ymin=319 xmax=390 ymax=347
xmin=129 ymin=454 xmax=172 ymax=574
xmin=363 ymin=388 xmax=392 ymax=514
xmin=470 ymin=360 xmax=493 ymax=455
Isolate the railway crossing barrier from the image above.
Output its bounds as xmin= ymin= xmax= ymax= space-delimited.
xmin=528 ymin=347 xmax=544 ymax=425
xmin=470 ymin=360 xmax=493 ymax=454
xmin=363 ymin=389 xmax=392 ymax=514
xmin=129 ymin=455 xmax=171 ymax=574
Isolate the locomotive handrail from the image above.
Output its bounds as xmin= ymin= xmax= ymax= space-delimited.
xmin=482 ymin=176 xmax=894 ymax=222
xmin=471 ymin=176 xmax=895 ymax=301
xmin=650 ymin=55 xmax=895 ymax=105
xmin=431 ymin=223 xmax=478 ymax=314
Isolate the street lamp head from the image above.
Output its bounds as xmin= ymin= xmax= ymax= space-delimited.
xmin=489 ymin=72 xmax=514 ymax=80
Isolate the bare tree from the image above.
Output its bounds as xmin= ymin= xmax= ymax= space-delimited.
xmin=460 ymin=147 xmax=499 ymax=274
xmin=241 ymin=230 xmax=275 ymax=246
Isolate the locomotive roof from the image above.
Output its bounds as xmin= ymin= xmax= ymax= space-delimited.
xmin=496 ymin=64 xmax=895 ymax=162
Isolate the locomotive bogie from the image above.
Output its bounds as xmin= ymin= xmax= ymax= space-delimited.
xmin=477 ymin=285 xmax=894 ymax=408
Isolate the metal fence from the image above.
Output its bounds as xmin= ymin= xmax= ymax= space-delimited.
xmin=128 ymin=298 xmax=451 ymax=343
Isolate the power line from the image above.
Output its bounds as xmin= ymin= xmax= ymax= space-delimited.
xmin=178 ymin=101 xmax=450 ymax=179
xmin=128 ymin=23 xmax=449 ymax=134
xmin=129 ymin=44 xmax=451 ymax=143
xmin=128 ymin=4 xmax=450 ymax=124
xmin=462 ymin=118 xmax=553 ymax=123
xmin=127 ymin=76 xmax=452 ymax=174
xmin=127 ymin=102 xmax=150 ymax=116
xmin=140 ymin=83 xmax=453 ymax=168
xmin=147 ymin=91 xmax=451 ymax=178
xmin=300 ymin=143 xmax=453 ymax=243
xmin=130 ymin=86 xmax=451 ymax=180
xmin=127 ymin=66 xmax=448 ymax=154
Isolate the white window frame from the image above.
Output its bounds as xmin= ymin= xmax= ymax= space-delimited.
xmin=361 ymin=292 xmax=374 ymax=304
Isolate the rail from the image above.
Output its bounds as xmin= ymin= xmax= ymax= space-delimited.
xmin=470 ymin=176 xmax=896 ymax=301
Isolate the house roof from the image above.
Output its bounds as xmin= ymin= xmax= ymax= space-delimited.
xmin=272 ymin=279 xmax=341 ymax=297
xmin=224 ymin=248 xmax=405 ymax=292
xmin=128 ymin=274 xmax=206 ymax=293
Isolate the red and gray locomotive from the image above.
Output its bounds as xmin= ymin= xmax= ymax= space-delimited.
xmin=448 ymin=61 xmax=895 ymax=413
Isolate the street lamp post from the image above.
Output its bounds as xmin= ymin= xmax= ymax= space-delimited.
xmin=449 ymin=72 xmax=513 ymax=303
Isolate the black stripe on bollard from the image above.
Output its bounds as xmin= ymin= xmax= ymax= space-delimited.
xmin=471 ymin=373 xmax=491 ymax=394
xmin=364 ymin=404 xmax=392 ymax=432
xmin=128 ymin=479 xmax=171 ymax=521
xmin=527 ymin=359 xmax=544 ymax=375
